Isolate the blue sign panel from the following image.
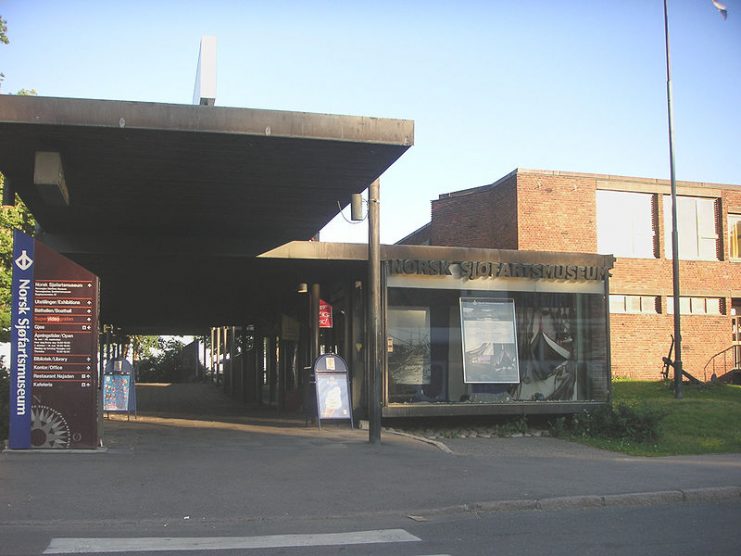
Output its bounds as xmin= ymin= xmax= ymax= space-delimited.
xmin=9 ymin=230 xmax=35 ymax=449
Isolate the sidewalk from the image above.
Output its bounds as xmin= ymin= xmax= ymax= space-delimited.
xmin=1 ymin=382 xmax=739 ymax=527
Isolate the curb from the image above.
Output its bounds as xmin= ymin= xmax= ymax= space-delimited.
xmin=413 ymin=486 xmax=741 ymax=518
xmin=383 ymin=429 xmax=455 ymax=454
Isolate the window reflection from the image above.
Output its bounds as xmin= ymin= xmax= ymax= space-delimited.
xmin=387 ymin=288 xmax=609 ymax=404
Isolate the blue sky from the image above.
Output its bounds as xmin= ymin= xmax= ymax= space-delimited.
xmin=2 ymin=0 xmax=739 ymax=244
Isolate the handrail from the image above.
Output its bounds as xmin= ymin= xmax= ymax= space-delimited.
xmin=703 ymin=344 xmax=741 ymax=382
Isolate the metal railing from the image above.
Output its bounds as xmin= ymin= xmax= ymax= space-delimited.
xmin=703 ymin=344 xmax=741 ymax=382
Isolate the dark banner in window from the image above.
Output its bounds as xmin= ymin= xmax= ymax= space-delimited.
xmin=460 ymin=298 xmax=520 ymax=384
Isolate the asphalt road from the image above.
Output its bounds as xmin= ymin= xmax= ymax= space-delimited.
xmin=1 ymin=499 xmax=740 ymax=555
xmin=2 ymin=383 xmax=740 ymax=555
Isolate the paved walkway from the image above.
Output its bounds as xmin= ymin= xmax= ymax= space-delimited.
xmin=1 ymin=382 xmax=739 ymax=527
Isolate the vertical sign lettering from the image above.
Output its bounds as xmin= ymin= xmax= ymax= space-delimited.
xmin=9 ymin=231 xmax=35 ymax=449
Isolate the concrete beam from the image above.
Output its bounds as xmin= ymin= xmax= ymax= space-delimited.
xmin=34 ymin=151 xmax=69 ymax=206
xmin=0 ymin=95 xmax=414 ymax=147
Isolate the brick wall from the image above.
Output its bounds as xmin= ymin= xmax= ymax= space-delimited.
xmin=608 ymin=185 xmax=741 ymax=378
xmin=430 ymin=173 xmax=518 ymax=249
xmin=516 ymin=171 xmax=598 ymax=253
xmin=609 ymin=313 xmax=730 ymax=380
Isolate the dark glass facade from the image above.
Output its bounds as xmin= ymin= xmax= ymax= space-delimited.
xmin=386 ymin=287 xmax=610 ymax=405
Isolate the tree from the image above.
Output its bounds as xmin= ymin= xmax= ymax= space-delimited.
xmin=137 ymin=337 xmax=186 ymax=382
xmin=0 ymin=15 xmax=8 ymax=90
xmin=0 ymin=176 xmax=36 ymax=342
xmin=1 ymin=17 xmax=38 ymax=341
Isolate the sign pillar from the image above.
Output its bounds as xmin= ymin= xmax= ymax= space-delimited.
xmin=9 ymin=230 xmax=100 ymax=449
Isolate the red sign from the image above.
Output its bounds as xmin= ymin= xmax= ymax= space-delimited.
xmin=319 ymin=299 xmax=333 ymax=329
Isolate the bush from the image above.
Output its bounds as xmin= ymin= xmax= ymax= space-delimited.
xmin=549 ymin=403 xmax=665 ymax=444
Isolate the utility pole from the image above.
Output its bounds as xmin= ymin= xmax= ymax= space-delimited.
xmin=368 ymin=179 xmax=382 ymax=443
xmin=663 ymin=0 xmax=683 ymax=399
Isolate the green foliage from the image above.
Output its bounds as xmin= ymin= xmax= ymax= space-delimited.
xmin=0 ymin=368 xmax=8 ymax=441
xmin=497 ymin=415 xmax=529 ymax=436
xmin=550 ymin=403 xmax=665 ymax=444
xmin=1 ymin=15 xmax=8 ymax=90
xmin=560 ymin=381 xmax=741 ymax=456
xmin=0 ymin=16 xmax=8 ymax=45
xmin=137 ymin=337 xmax=186 ymax=383
xmin=1 ymin=175 xmax=36 ymax=341
xmin=128 ymin=335 xmax=159 ymax=360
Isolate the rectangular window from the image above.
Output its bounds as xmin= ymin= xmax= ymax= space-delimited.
xmin=729 ymin=214 xmax=741 ymax=260
xmin=597 ymin=190 xmax=656 ymax=258
xmin=667 ymin=296 xmax=722 ymax=315
xmin=609 ymin=295 xmax=658 ymax=314
xmin=664 ymin=195 xmax=719 ymax=260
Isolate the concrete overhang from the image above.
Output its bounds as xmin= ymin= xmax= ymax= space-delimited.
xmin=0 ymin=95 xmax=414 ymax=333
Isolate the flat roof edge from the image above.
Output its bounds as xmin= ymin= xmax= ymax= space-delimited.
xmin=261 ymin=241 xmax=615 ymax=268
xmin=516 ymin=167 xmax=740 ymax=191
xmin=0 ymin=95 xmax=414 ymax=146
xmin=437 ymin=168 xmax=740 ymax=199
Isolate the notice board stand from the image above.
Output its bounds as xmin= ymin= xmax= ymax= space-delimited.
xmin=313 ymin=354 xmax=353 ymax=430
xmin=103 ymin=358 xmax=137 ymax=420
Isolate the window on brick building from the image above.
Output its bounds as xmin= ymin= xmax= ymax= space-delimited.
xmin=597 ymin=190 xmax=656 ymax=258
xmin=729 ymin=214 xmax=741 ymax=260
xmin=667 ymin=296 xmax=722 ymax=315
xmin=609 ymin=295 xmax=658 ymax=314
xmin=663 ymin=195 xmax=719 ymax=260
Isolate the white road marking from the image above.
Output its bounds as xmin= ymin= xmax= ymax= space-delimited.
xmin=44 ymin=528 xmax=421 ymax=554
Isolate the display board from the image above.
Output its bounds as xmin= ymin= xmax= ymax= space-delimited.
xmin=460 ymin=298 xmax=520 ymax=384
xmin=9 ymin=230 xmax=100 ymax=449
xmin=313 ymin=354 xmax=353 ymax=428
xmin=103 ymin=358 xmax=137 ymax=414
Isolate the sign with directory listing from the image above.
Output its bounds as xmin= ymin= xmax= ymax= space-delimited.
xmin=9 ymin=230 xmax=100 ymax=449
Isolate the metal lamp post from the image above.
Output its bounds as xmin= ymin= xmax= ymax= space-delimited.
xmin=662 ymin=0 xmax=727 ymax=399
xmin=663 ymin=0 xmax=683 ymax=399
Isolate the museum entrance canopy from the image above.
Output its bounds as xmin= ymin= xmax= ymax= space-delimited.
xmin=0 ymin=95 xmax=413 ymax=332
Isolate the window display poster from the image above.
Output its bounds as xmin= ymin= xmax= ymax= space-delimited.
xmin=316 ymin=373 xmax=351 ymax=419
xmin=460 ymin=298 xmax=520 ymax=384
xmin=387 ymin=307 xmax=431 ymax=385
xmin=103 ymin=375 xmax=133 ymax=412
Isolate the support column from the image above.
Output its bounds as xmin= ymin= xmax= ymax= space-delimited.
xmin=229 ymin=326 xmax=236 ymax=398
xmin=240 ymin=326 xmax=247 ymax=402
xmin=310 ymin=283 xmax=321 ymax=364
xmin=209 ymin=328 xmax=215 ymax=380
xmin=202 ymin=336 xmax=207 ymax=381
xmin=216 ymin=326 xmax=222 ymax=385
xmin=256 ymin=333 xmax=264 ymax=405
xmin=368 ymin=178 xmax=382 ymax=444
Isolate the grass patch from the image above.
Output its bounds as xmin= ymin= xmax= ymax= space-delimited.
xmin=569 ymin=381 xmax=741 ymax=456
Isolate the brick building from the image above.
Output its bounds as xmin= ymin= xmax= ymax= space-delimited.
xmin=400 ymin=168 xmax=741 ymax=380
